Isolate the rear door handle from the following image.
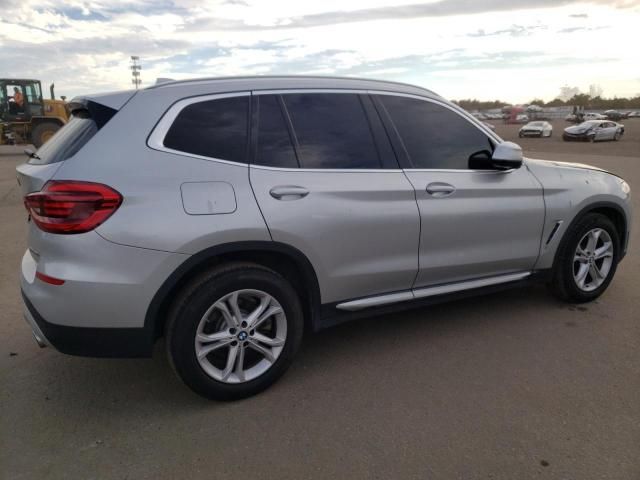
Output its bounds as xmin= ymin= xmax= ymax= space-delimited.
xmin=426 ymin=182 xmax=456 ymax=197
xmin=269 ymin=186 xmax=309 ymax=200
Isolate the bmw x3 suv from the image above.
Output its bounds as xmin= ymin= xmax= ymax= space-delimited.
xmin=18 ymin=76 xmax=632 ymax=400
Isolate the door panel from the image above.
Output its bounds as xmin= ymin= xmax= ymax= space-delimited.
xmin=251 ymin=168 xmax=420 ymax=303
xmin=404 ymin=167 xmax=544 ymax=287
xmin=374 ymin=93 xmax=546 ymax=288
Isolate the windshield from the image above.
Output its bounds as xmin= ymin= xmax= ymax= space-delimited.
xmin=28 ymin=115 xmax=97 ymax=165
xmin=528 ymin=122 xmax=544 ymax=126
xmin=578 ymin=121 xmax=600 ymax=128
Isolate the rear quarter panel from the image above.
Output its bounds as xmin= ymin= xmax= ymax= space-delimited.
xmin=50 ymin=86 xmax=271 ymax=254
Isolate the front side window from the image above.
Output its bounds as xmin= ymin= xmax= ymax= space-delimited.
xmin=164 ymin=96 xmax=249 ymax=163
xmin=378 ymin=95 xmax=493 ymax=170
xmin=282 ymin=93 xmax=381 ymax=169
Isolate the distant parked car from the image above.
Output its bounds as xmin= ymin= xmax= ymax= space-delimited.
xmin=519 ymin=121 xmax=552 ymax=138
xmin=515 ymin=113 xmax=529 ymax=123
xmin=565 ymin=114 xmax=579 ymax=122
xmin=584 ymin=112 xmax=607 ymax=120
xmin=604 ymin=110 xmax=624 ymax=121
xmin=627 ymin=111 xmax=640 ymax=118
xmin=563 ymin=120 xmax=624 ymax=142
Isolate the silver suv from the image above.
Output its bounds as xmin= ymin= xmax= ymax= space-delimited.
xmin=18 ymin=76 xmax=632 ymax=400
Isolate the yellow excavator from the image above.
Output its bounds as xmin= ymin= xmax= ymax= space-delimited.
xmin=0 ymin=78 xmax=69 ymax=147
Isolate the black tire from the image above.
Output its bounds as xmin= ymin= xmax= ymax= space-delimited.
xmin=549 ymin=213 xmax=620 ymax=303
xmin=31 ymin=122 xmax=61 ymax=148
xmin=588 ymin=135 xmax=596 ymax=143
xmin=614 ymin=131 xmax=621 ymax=141
xmin=166 ymin=262 xmax=304 ymax=400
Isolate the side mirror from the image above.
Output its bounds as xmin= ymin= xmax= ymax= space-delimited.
xmin=491 ymin=141 xmax=523 ymax=170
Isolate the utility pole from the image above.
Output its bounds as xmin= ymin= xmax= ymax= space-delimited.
xmin=130 ymin=56 xmax=141 ymax=89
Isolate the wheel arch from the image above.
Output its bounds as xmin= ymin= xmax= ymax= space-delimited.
xmin=552 ymin=201 xmax=628 ymax=272
xmin=145 ymin=241 xmax=322 ymax=341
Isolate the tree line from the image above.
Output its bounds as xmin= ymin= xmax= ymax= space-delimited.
xmin=453 ymin=95 xmax=640 ymax=111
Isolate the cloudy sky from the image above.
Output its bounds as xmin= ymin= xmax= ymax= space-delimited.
xmin=1 ymin=0 xmax=639 ymax=102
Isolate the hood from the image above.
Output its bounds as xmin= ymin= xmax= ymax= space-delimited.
xmin=521 ymin=125 xmax=542 ymax=130
xmin=526 ymin=158 xmax=621 ymax=178
xmin=564 ymin=124 xmax=593 ymax=134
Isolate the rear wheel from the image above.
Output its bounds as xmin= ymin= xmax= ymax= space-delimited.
xmin=166 ymin=262 xmax=304 ymax=400
xmin=549 ymin=213 xmax=619 ymax=303
xmin=31 ymin=122 xmax=61 ymax=148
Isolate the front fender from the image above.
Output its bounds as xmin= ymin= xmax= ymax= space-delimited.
xmin=525 ymin=158 xmax=631 ymax=270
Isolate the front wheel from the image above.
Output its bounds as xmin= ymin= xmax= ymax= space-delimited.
xmin=614 ymin=131 xmax=621 ymax=141
xmin=166 ymin=263 xmax=304 ymax=400
xmin=549 ymin=213 xmax=619 ymax=303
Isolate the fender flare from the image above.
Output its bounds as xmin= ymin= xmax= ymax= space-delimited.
xmin=144 ymin=241 xmax=322 ymax=337
xmin=552 ymin=200 xmax=629 ymax=271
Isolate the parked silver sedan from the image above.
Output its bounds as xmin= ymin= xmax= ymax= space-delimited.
xmin=563 ymin=120 xmax=625 ymax=142
xmin=519 ymin=121 xmax=552 ymax=138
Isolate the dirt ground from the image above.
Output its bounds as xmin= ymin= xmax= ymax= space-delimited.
xmin=0 ymin=122 xmax=638 ymax=479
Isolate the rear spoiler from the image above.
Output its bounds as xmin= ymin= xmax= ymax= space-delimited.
xmin=69 ymin=90 xmax=137 ymax=111
xmin=68 ymin=90 xmax=137 ymax=129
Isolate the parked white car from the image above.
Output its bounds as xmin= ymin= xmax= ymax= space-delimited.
xmin=563 ymin=120 xmax=625 ymax=142
xmin=584 ymin=112 xmax=607 ymax=120
xmin=519 ymin=121 xmax=553 ymax=138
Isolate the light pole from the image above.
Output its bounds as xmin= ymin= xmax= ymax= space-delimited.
xmin=131 ymin=56 xmax=141 ymax=89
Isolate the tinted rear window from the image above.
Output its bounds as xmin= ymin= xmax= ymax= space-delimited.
xmin=282 ymin=93 xmax=381 ymax=169
xmin=28 ymin=115 xmax=98 ymax=165
xmin=255 ymin=95 xmax=298 ymax=168
xmin=28 ymin=101 xmax=116 ymax=165
xmin=164 ymin=96 xmax=249 ymax=163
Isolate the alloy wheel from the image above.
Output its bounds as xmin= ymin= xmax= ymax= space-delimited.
xmin=194 ymin=289 xmax=287 ymax=384
xmin=573 ymin=228 xmax=614 ymax=292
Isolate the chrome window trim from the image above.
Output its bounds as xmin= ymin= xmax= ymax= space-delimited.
xmin=147 ymin=88 xmax=504 ymax=173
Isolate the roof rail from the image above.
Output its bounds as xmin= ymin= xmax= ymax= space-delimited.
xmin=145 ymin=74 xmax=438 ymax=96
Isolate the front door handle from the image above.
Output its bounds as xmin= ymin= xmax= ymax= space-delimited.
xmin=426 ymin=182 xmax=456 ymax=197
xmin=269 ymin=186 xmax=309 ymax=200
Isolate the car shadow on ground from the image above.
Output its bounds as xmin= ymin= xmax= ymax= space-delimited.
xmin=22 ymin=283 xmax=568 ymax=415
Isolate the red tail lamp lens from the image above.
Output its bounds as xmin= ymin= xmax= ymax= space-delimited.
xmin=24 ymin=181 xmax=122 ymax=234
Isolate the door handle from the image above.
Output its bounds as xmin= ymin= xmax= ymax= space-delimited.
xmin=426 ymin=182 xmax=456 ymax=197
xmin=269 ymin=186 xmax=309 ymax=200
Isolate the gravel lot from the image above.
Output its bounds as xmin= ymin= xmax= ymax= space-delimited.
xmin=1 ymin=120 xmax=639 ymax=479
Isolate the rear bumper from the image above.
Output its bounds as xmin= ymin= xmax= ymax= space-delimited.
xmin=22 ymin=291 xmax=154 ymax=357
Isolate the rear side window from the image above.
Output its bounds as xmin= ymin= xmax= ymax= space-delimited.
xmin=378 ymin=95 xmax=492 ymax=170
xmin=28 ymin=100 xmax=116 ymax=165
xmin=282 ymin=93 xmax=381 ymax=169
xmin=255 ymin=95 xmax=298 ymax=168
xmin=164 ymin=96 xmax=249 ymax=163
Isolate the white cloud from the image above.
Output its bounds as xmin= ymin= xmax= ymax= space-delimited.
xmin=0 ymin=0 xmax=639 ymax=101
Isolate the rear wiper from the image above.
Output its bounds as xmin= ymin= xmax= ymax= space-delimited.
xmin=24 ymin=149 xmax=41 ymax=160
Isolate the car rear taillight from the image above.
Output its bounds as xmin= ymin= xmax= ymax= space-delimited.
xmin=24 ymin=181 xmax=122 ymax=234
